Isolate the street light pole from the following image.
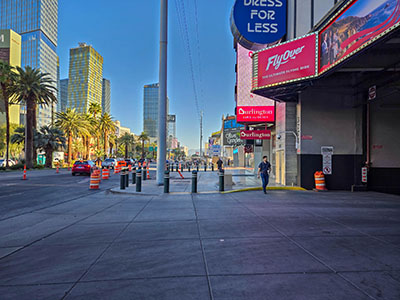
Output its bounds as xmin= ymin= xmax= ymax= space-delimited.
xmin=157 ymin=0 xmax=168 ymax=185
xmin=200 ymin=111 xmax=203 ymax=157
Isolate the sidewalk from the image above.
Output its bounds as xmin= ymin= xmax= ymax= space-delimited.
xmin=1 ymin=190 xmax=399 ymax=299
xmin=111 ymin=169 xmax=288 ymax=195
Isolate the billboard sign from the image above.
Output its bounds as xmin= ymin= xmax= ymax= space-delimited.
xmin=231 ymin=0 xmax=287 ymax=50
xmin=224 ymin=118 xmax=245 ymax=129
xmin=319 ymin=0 xmax=400 ymax=74
xmin=240 ymin=130 xmax=271 ymax=140
xmin=254 ymin=33 xmax=318 ymax=89
xmin=237 ymin=43 xmax=275 ymax=123
xmin=212 ymin=145 xmax=221 ymax=156
xmin=223 ymin=127 xmax=246 ymax=147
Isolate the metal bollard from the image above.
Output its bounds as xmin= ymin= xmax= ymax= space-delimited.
xmin=181 ymin=164 xmax=184 ymax=172
xmin=204 ymin=164 xmax=207 ymax=172
xmin=136 ymin=168 xmax=142 ymax=192
xmin=196 ymin=164 xmax=199 ymax=172
xmin=164 ymin=171 xmax=170 ymax=193
xmin=125 ymin=168 xmax=129 ymax=188
xmin=143 ymin=166 xmax=146 ymax=181
xmin=212 ymin=164 xmax=214 ymax=172
xmin=219 ymin=169 xmax=225 ymax=192
xmin=188 ymin=165 xmax=191 ymax=172
xmin=120 ymin=169 xmax=125 ymax=190
xmin=192 ymin=171 xmax=198 ymax=193
xmin=132 ymin=167 xmax=136 ymax=184
xmin=176 ymin=164 xmax=179 ymax=172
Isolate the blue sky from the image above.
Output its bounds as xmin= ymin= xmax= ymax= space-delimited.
xmin=58 ymin=0 xmax=237 ymax=150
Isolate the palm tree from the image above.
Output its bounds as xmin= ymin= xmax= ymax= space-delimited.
xmin=81 ymin=113 xmax=96 ymax=160
xmin=10 ymin=126 xmax=25 ymax=145
xmin=118 ymin=133 xmax=134 ymax=159
xmin=98 ymin=113 xmax=116 ymax=158
xmin=88 ymin=102 xmax=102 ymax=151
xmin=138 ymin=132 xmax=149 ymax=159
xmin=55 ymin=108 xmax=89 ymax=164
xmin=0 ymin=61 xmax=16 ymax=168
xmin=35 ymin=126 xmax=66 ymax=168
xmin=11 ymin=66 xmax=57 ymax=168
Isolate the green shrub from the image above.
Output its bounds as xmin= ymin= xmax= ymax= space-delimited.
xmin=10 ymin=163 xmax=24 ymax=170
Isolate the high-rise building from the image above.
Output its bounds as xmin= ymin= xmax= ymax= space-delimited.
xmin=0 ymin=0 xmax=58 ymax=127
xmin=102 ymin=78 xmax=111 ymax=115
xmin=143 ymin=83 xmax=169 ymax=138
xmin=167 ymin=114 xmax=176 ymax=138
xmin=67 ymin=43 xmax=103 ymax=113
xmin=59 ymin=79 xmax=68 ymax=113
xmin=0 ymin=29 xmax=21 ymax=126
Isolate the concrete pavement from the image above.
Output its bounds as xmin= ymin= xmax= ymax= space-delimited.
xmin=0 ymin=182 xmax=399 ymax=299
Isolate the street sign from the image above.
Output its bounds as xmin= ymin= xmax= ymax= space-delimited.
xmin=362 ymin=167 xmax=368 ymax=183
xmin=368 ymin=85 xmax=376 ymax=101
xmin=321 ymin=146 xmax=333 ymax=175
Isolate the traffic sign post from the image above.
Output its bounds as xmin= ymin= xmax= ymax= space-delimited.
xmin=321 ymin=146 xmax=333 ymax=175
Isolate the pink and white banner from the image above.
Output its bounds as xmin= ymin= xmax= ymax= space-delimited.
xmin=236 ymin=106 xmax=275 ymax=122
xmin=256 ymin=33 xmax=317 ymax=88
xmin=240 ymin=130 xmax=272 ymax=140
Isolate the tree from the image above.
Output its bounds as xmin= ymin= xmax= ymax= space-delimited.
xmin=10 ymin=126 xmax=25 ymax=145
xmin=55 ymin=108 xmax=89 ymax=164
xmin=11 ymin=66 xmax=57 ymax=168
xmin=35 ymin=126 xmax=66 ymax=168
xmin=88 ymin=102 xmax=102 ymax=151
xmin=138 ymin=132 xmax=149 ymax=159
xmin=99 ymin=113 xmax=116 ymax=158
xmin=0 ymin=61 xmax=17 ymax=168
xmin=118 ymin=133 xmax=134 ymax=159
xmin=82 ymin=113 xmax=96 ymax=160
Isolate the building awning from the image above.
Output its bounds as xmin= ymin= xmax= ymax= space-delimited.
xmin=252 ymin=0 xmax=400 ymax=101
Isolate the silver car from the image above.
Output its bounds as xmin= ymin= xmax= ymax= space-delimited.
xmin=101 ymin=158 xmax=117 ymax=169
xmin=0 ymin=159 xmax=16 ymax=167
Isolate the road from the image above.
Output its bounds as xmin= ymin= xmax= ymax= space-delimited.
xmin=0 ymin=168 xmax=154 ymax=221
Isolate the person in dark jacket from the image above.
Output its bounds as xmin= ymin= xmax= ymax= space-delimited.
xmin=257 ymin=156 xmax=272 ymax=194
xmin=217 ymin=158 xmax=223 ymax=171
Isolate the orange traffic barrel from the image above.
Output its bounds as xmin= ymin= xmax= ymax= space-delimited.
xmin=90 ymin=170 xmax=101 ymax=190
xmin=314 ymin=171 xmax=327 ymax=191
xmin=102 ymin=168 xmax=110 ymax=180
xmin=23 ymin=164 xmax=27 ymax=180
xmin=128 ymin=165 xmax=132 ymax=172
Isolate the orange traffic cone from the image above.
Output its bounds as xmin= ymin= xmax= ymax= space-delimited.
xmin=56 ymin=164 xmax=59 ymax=173
xmin=147 ymin=167 xmax=150 ymax=180
xmin=22 ymin=164 xmax=27 ymax=180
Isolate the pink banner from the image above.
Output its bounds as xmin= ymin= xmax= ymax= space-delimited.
xmin=236 ymin=106 xmax=275 ymax=122
xmin=240 ymin=130 xmax=271 ymax=140
xmin=257 ymin=34 xmax=317 ymax=88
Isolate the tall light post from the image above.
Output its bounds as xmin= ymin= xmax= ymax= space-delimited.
xmin=157 ymin=0 xmax=168 ymax=185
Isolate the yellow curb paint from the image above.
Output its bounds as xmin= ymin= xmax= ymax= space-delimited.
xmin=221 ymin=186 xmax=307 ymax=194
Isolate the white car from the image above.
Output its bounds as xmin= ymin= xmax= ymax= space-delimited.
xmin=0 ymin=159 xmax=16 ymax=167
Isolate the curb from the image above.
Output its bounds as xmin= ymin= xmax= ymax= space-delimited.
xmin=109 ymin=188 xmax=160 ymax=196
xmin=221 ymin=186 xmax=307 ymax=194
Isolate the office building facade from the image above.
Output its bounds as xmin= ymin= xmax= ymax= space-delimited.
xmin=59 ymin=79 xmax=68 ymax=113
xmin=67 ymin=43 xmax=103 ymax=113
xmin=0 ymin=0 xmax=58 ymax=127
xmin=102 ymin=78 xmax=111 ymax=115
xmin=0 ymin=29 xmax=21 ymax=126
xmin=143 ymin=83 xmax=169 ymax=138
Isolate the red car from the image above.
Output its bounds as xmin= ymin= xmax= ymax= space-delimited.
xmin=72 ymin=160 xmax=97 ymax=176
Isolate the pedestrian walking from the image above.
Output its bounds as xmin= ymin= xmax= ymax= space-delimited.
xmin=257 ymin=156 xmax=271 ymax=194
xmin=217 ymin=157 xmax=223 ymax=171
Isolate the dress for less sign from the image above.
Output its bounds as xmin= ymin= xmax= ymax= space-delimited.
xmin=231 ymin=0 xmax=287 ymax=49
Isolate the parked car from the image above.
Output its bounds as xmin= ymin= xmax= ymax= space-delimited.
xmin=0 ymin=159 xmax=16 ymax=167
xmin=101 ymin=158 xmax=117 ymax=169
xmin=124 ymin=158 xmax=135 ymax=166
xmin=72 ymin=160 xmax=96 ymax=176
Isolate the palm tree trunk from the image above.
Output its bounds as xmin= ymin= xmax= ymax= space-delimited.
xmin=104 ymin=132 xmax=108 ymax=159
xmin=2 ymin=86 xmax=10 ymax=169
xmin=125 ymin=143 xmax=128 ymax=159
xmin=67 ymin=132 xmax=72 ymax=164
xmin=142 ymin=140 xmax=144 ymax=159
xmin=25 ymin=100 xmax=35 ymax=168
xmin=45 ymin=147 xmax=52 ymax=168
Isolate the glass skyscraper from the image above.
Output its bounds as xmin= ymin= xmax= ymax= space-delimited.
xmin=102 ymin=78 xmax=111 ymax=115
xmin=0 ymin=0 xmax=58 ymax=127
xmin=143 ymin=83 xmax=169 ymax=138
xmin=59 ymin=79 xmax=68 ymax=113
xmin=67 ymin=43 xmax=103 ymax=113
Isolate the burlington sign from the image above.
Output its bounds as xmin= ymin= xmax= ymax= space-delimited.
xmin=231 ymin=0 xmax=287 ymax=50
xmin=240 ymin=130 xmax=271 ymax=140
